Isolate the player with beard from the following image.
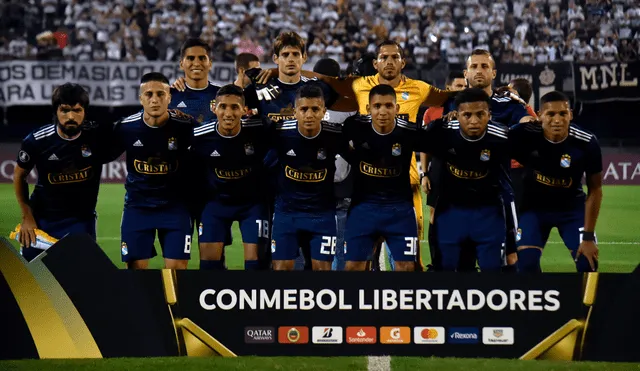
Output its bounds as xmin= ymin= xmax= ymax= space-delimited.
xmin=13 ymin=83 xmax=112 ymax=260
xmin=111 ymin=73 xmax=198 ymax=270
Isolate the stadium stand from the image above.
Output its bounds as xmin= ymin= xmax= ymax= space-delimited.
xmin=0 ymin=0 xmax=638 ymax=64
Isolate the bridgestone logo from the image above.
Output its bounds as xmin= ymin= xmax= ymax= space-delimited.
xmin=452 ymin=332 xmax=478 ymax=339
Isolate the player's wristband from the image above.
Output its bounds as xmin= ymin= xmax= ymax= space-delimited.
xmin=419 ymin=171 xmax=426 ymax=181
xmin=582 ymin=231 xmax=596 ymax=241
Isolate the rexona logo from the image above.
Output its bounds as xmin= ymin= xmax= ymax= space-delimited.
xmin=482 ymin=327 xmax=514 ymax=345
xmin=277 ymin=326 xmax=309 ymax=344
xmin=447 ymin=327 xmax=480 ymax=344
xmin=380 ymin=327 xmax=411 ymax=344
xmin=244 ymin=327 xmax=275 ymax=344
xmin=413 ymin=327 xmax=445 ymax=344
xmin=312 ymin=326 xmax=343 ymax=344
xmin=346 ymin=327 xmax=377 ymax=344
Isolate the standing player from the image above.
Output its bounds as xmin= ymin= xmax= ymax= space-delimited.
xmin=420 ymin=70 xmax=467 ymax=270
xmin=423 ymin=88 xmax=510 ymax=271
xmin=111 ymin=73 xmax=197 ymax=270
xmin=343 ymin=85 xmax=429 ymax=272
xmin=270 ymin=85 xmax=345 ymax=271
xmin=510 ymin=91 xmax=602 ymax=272
xmin=234 ymin=52 xmax=261 ymax=88
xmin=312 ymin=58 xmax=357 ymax=271
xmin=190 ymin=85 xmax=270 ymax=271
xmin=170 ymin=38 xmax=220 ymax=125
xmin=13 ymin=83 xmax=111 ymax=260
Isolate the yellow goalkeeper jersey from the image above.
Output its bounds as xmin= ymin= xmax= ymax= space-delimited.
xmin=352 ymin=74 xmax=449 ymax=184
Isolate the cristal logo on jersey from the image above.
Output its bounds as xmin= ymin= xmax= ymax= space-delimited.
xmin=560 ymin=154 xmax=571 ymax=168
xmin=133 ymin=159 xmax=178 ymax=175
xmin=215 ymin=168 xmax=252 ymax=180
xmin=391 ymin=143 xmax=402 ymax=156
xmin=267 ymin=105 xmax=295 ymax=123
xmin=285 ymin=166 xmax=327 ymax=182
xmin=244 ymin=143 xmax=254 ymax=156
xmin=534 ymin=171 xmax=573 ymax=188
xmin=47 ymin=166 xmax=94 ymax=184
xmin=446 ymin=163 xmax=488 ymax=179
xmin=168 ymin=137 xmax=178 ymax=151
xmin=359 ymin=162 xmax=401 ymax=178
xmin=81 ymin=145 xmax=92 ymax=157
xmin=480 ymin=149 xmax=490 ymax=161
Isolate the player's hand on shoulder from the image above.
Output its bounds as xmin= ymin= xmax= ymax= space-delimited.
xmin=169 ymin=109 xmax=194 ymax=121
xmin=444 ymin=110 xmax=458 ymax=122
xmin=172 ymin=77 xmax=187 ymax=92
xmin=255 ymin=68 xmax=278 ymax=85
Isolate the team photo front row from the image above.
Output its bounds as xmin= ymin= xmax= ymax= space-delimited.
xmin=11 ymin=76 xmax=601 ymax=273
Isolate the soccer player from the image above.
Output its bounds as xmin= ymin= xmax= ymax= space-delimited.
xmin=111 ymin=72 xmax=197 ymax=270
xmin=270 ymin=84 xmax=345 ymax=271
xmin=234 ymin=52 xmax=261 ymax=88
xmin=423 ymin=88 xmax=510 ymax=272
xmin=510 ymin=91 xmax=602 ymax=272
xmin=312 ymin=58 xmax=358 ymax=271
xmin=190 ymin=85 xmax=270 ymax=270
xmin=342 ymin=85 xmax=429 ymax=272
xmin=169 ymin=38 xmax=220 ymax=125
xmin=13 ymin=83 xmax=110 ymax=260
xmin=420 ymin=71 xmax=467 ymax=270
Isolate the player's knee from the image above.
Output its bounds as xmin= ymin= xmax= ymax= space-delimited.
xmin=243 ymin=243 xmax=259 ymax=261
xmin=428 ymin=207 xmax=435 ymax=224
xmin=273 ymin=260 xmax=295 ymax=271
xmin=127 ymin=260 xmax=149 ymax=270
xmin=345 ymin=261 xmax=367 ymax=271
xmin=312 ymin=260 xmax=332 ymax=271
xmin=199 ymin=242 xmax=224 ymax=260
xmin=516 ymin=247 xmax=542 ymax=273
xmin=165 ymin=259 xmax=188 ymax=270
xmin=394 ymin=261 xmax=415 ymax=271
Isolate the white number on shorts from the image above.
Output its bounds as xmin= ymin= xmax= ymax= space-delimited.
xmin=404 ymin=237 xmax=417 ymax=256
xmin=321 ymin=236 xmax=337 ymax=255
xmin=184 ymin=235 xmax=192 ymax=254
xmin=256 ymin=220 xmax=270 ymax=238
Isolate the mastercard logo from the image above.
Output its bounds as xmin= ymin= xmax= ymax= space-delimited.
xmin=414 ymin=327 xmax=445 ymax=344
xmin=421 ymin=328 xmax=438 ymax=339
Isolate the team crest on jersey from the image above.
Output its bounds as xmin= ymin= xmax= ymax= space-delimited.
xmin=197 ymin=114 xmax=205 ymax=123
xmin=560 ymin=154 xmax=571 ymax=168
xmin=401 ymin=92 xmax=410 ymax=100
xmin=168 ymin=137 xmax=177 ymax=150
xmin=391 ymin=143 xmax=402 ymax=156
xmin=343 ymin=241 xmax=347 ymax=254
xmin=317 ymin=148 xmax=326 ymax=160
xmin=81 ymin=144 xmax=92 ymax=157
xmin=245 ymin=143 xmax=255 ymax=156
xmin=121 ymin=242 xmax=128 ymax=256
xmin=516 ymin=228 xmax=522 ymax=242
xmin=210 ymin=99 xmax=216 ymax=113
xmin=480 ymin=149 xmax=490 ymax=161
xmin=271 ymin=240 xmax=276 ymax=253
xmin=18 ymin=150 xmax=30 ymax=162
xmin=198 ymin=223 xmax=203 ymax=236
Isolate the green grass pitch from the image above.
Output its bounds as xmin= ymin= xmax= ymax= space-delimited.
xmin=1 ymin=184 xmax=638 ymax=271
xmin=1 ymin=184 xmax=639 ymax=370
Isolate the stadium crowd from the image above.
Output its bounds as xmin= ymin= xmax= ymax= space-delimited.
xmin=1 ymin=0 xmax=639 ymax=64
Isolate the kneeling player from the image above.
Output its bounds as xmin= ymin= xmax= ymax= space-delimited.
xmin=111 ymin=73 xmax=197 ymax=270
xmin=190 ymin=85 xmax=270 ymax=270
xmin=343 ymin=85 xmax=429 ymax=272
xmin=510 ymin=91 xmax=602 ymax=272
xmin=270 ymin=85 xmax=345 ymax=270
xmin=423 ymin=88 xmax=510 ymax=271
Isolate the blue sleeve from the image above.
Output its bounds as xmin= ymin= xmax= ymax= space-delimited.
xmin=441 ymin=97 xmax=456 ymax=116
xmin=17 ymin=134 xmax=38 ymax=171
xmin=585 ymin=136 xmax=603 ymax=175
xmin=417 ymin=118 xmax=446 ymax=154
xmin=509 ymin=103 xmax=529 ymax=126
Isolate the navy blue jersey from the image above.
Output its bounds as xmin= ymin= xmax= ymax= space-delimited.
xmin=111 ymin=111 xmax=196 ymax=208
xmin=190 ymin=117 xmax=270 ymax=205
xmin=423 ymin=119 xmax=510 ymax=206
xmin=169 ymin=82 xmax=220 ymax=124
xmin=509 ymin=123 xmax=602 ymax=210
xmin=16 ymin=122 xmax=112 ymax=219
xmin=273 ymin=120 xmax=345 ymax=213
xmin=443 ymin=92 xmax=530 ymax=127
xmin=342 ymin=115 xmax=425 ymax=205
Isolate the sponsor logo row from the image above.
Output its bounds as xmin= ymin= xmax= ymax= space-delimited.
xmin=245 ymin=326 xmax=514 ymax=345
